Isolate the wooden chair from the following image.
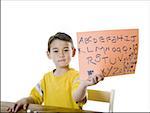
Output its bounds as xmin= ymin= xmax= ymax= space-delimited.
xmin=87 ymin=89 xmax=115 ymax=112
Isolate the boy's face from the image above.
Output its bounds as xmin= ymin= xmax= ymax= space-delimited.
xmin=48 ymin=39 xmax=75 ymax=68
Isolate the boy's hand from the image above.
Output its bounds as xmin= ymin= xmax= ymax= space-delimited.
xmin=80 ymin=75 xmax=104 ymax=87
xmin=7 ymin=98 xmax=29 ymax=113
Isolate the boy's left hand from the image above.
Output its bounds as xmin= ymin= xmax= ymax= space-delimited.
xmin=80 ymin=75 xmax=104 ymax=87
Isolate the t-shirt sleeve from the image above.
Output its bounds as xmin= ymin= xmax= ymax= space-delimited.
xmin=30 ymin=78 xmax=45 ymax=104
xmin=72 ymin=74 xmax=87 ymax=108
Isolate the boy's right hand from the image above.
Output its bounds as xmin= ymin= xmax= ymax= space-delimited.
xmin=80 ymin=74 xmax=104 ymax=87
xmin=7 ymin=97 xmax=29 ymax=113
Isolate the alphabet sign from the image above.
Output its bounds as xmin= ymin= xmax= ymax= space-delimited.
xmin=77 ymin=29 xmax=139 ymax=80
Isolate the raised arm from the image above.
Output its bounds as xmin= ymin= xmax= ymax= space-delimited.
xmin=73 ymin=75 xmax=104 ymax=102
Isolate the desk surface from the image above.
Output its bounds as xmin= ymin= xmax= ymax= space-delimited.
xmin=1 ymin=101 xmax=96 ymax=113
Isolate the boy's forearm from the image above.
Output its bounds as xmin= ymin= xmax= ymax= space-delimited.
xmin=26 ymin=96 xmax=35 ymax=104
xmin=73 ymin=83 xmax=87 ymax=102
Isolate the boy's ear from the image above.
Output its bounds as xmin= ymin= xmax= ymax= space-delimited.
xmin=47 ymin=51 xmax=51 ymax=59
xmin=72 ymin=48 xmax=76 ymax=57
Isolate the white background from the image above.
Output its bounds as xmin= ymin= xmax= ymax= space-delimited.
xmin=1 ymin=1 xmax=150 ymax=112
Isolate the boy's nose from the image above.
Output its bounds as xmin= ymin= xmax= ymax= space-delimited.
xmin=58 ymin=51 xmax=65 ymax=57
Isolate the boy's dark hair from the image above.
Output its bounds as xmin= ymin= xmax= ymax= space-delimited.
xmin=47 ymin=32 xmax=74 ymax=52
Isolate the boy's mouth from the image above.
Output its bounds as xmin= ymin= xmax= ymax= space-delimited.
xmin=58 ymin=59 xmax=66 ymax=62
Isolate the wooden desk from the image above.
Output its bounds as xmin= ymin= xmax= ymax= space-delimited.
xmin=1 ymin=101 xmax=96 ymax=113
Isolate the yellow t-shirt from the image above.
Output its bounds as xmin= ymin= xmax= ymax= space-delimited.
xmin=30 ymin=68 xmax=85 ymax=109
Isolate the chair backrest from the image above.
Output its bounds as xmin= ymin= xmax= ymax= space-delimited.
xmin=87 ymin=89 xmax=115 ymax=112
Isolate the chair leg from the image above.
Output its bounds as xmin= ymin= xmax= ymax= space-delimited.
xmin=109 ymin=89 xmax=115 ymax=112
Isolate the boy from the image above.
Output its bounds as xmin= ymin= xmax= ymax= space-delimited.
xmin=7 ymin=32 xmax=104 ymax=113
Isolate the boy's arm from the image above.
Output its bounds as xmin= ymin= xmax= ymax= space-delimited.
xmin=73 ymin=75 xmax=104 ymax=102
xmin=73 ymin=82 xmax=87 ymax=102
xmin=7 ymin=96 xmax=35 ymax=113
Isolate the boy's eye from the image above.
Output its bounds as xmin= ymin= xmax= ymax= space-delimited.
xmin=53 ymin=50 xmax=58 ymax=53
xmin=64 ymin=49 xmax=69 ymax=52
